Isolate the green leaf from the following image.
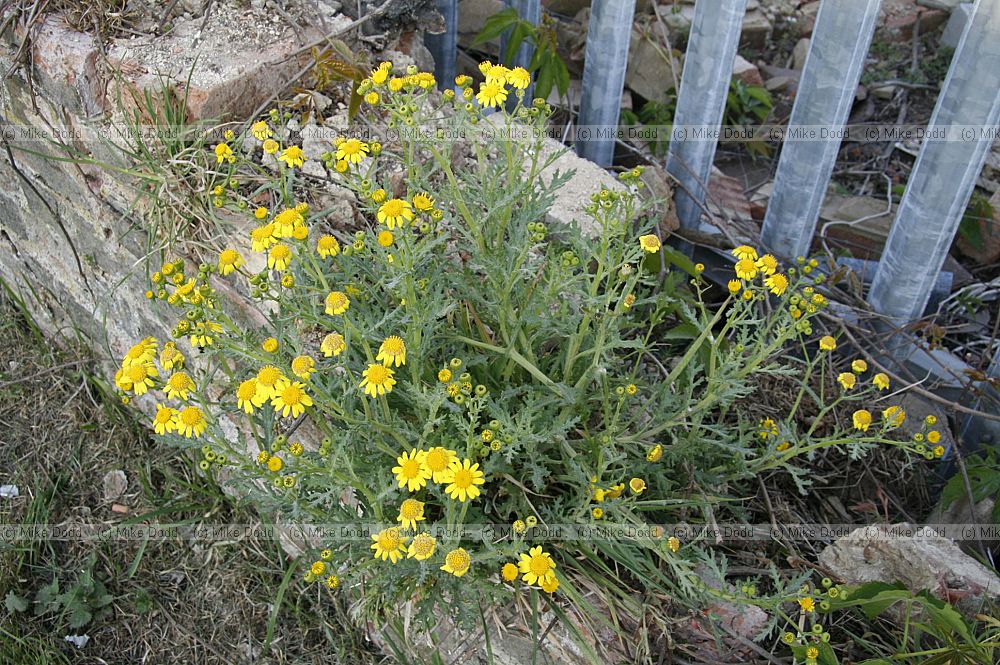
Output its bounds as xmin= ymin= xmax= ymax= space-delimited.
xmin=503 ymin=22 xmax=531 ymax=65
xmin=4 ymin=591 xmax=28 ymax=613
xmin=473 ymin=9 xmax=520 ymax=46
xmin=534 ymin=52 xmax=555 ymax=101
xmin=68 ymin=605 xmax=92 ymax=629
xmin=553 ymin=52 xmax=570 ymax=96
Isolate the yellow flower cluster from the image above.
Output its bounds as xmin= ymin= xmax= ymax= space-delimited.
xmin=392 ymin=448 xmax=485 ymax=501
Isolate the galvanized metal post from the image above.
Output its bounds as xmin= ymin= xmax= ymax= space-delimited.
xmin=868 ymin=0 xmax=1000 ymax=324
xmin=425 ymin=0 xmax=458 ymax=89
xmin=576 ymin=0 xmax=636 ymax=167
xmin=666 ymin=0 xmax=748 ymax=230
xmin=760 ymin=0 xmax=882 ymax=259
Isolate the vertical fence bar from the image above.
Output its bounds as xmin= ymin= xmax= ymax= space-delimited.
xmin=868 ymin=0 xmax=1000 ymax=324
xmin=576 ymin=0 xmax=636 ymax=167
xmin=665 ymin=0 xmax=748 ymax=230
xmin=759 ymin=0 xmax=882 ymax=259
xmin=425 ymin=0 xmax=458 ymax=89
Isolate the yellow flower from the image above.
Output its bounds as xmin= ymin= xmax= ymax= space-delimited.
xmin=501 ymin=562 xmax=519 ymax=581
xmin=375 ymin=336 xmax=407 ymax=368
xmin=251 ymin=120 xmax=272 ymax=141
xmin=933 ymin=445 xmax=945 ymax=457
xmin=412 ymin=192 xmax=434 ymax=212
xmin=335 ymin=138 xmax=369 ymax=164
xmin=377 ymin=230 xmax=394 ymax=247
xmin=271 ymin=381 xmax=313 ymax=418
xmin=176 ymin=405 xmax=208 ymax=438
xmin=882 ymin=405 xmax=905 ymax=428
xmin=646 ymin=444 xmax=663 ymax=462
xmin=541 ymin=576 xmax=559 ymax=594
xmin=423 ymin=446 xmax=457 ymax=483
xmin=639 ymin=234 xmax=661 ymax=253
xmin=370 ymin=61 xmax=391 ymax=85
xmin=262 ymin=138 xmax=279 ymax=154
xmin=518 ymin=546 xmax=556 ymax=585
xmin=806 ymin=647 xmax=819 ymax=660
xmin=512 ymin=519 xmax=526 ymax=534
xmin=629 ymin=477 xmax=646 ymax=495
xmin=592 ymin=507 xmax=604 ymax=519
xmin=371 ymin=188 xmax=387 ymax=204
xmin=765 ymin=273 xmax=788 ymax=296
xmin=164 ymin=371 xmax=195 ymax=400
xmin=255 ymin=365 xmax=290 ymax=401
xmin=237 ymin=378 xmax=264 ymax=414
xmin=217 ymin=248 xmax=243 ymax=275
xmin=291 ymin=355 xmax=316 ymax=379
xmin=272 ymin=208 xmax=304 ymax=237
xmin=393 ymin=449 xmax=431 ymax=492
xmin=731 ymin=245 xmax=758 ymax=261
xmin=360 ymin=363 xmax=396 ymax=397
xmin=606 ymin=483 xmax=624 ymax=499
xmin=727 ymin=279 xmax=741 ymax=294
xmin=443 ymin=458 xmax=485 ymax=502
xmin=325 ymin=291 xmax=350 ymax=315
xmin=925 ymin=415 xmax=938 ymax=426
xmin=377 ymin=199 xmax=414 ymax=229
xmin=317 ymin=234 xmax=340 ymax=258
xmin=852 ymin=359 xmax=868 ymax=373
xmin=152 ymin=404 xmax=176 ymax=435
xmin=852 ymin=409 xmax=872 ymax=432
xmin=927 ymin=430 xmax=941 ymax=444
xmin=267 ymin=455 xmax=283 ymax=472
xmin=873 ymin=373 xmax=890 ymax=390
xmin=397 ymin=498 xmax=426 ymax=530
xmin=254 ymin=206 xmax=269 ymax=219
xmin=819 ymin=336 xmax=837 ymax=351
xmin=667 ymin=536 xmax=680 ymax=553
xmin=262 ymin=337 xmax=278 ymax=353
xmin=734 ymin=258 xmax=758 ymax=280
xmin=159 ymin=342 xmax=183 ymax=371
xmin=371 ymin=527 xmax=407 ymax=563
xmin=120 ymin=362 xmax=158 ymax=395
xmin=250 ymin=224 xmax=275 ymax=252
xmin=837 ymin=372 xmax=856 ymax=390
xmin=506 ymin=66 xmax=531 ymax=90
xmin=310 ymin=560 xmax=326 ymax=576
xmin=278 ymin=145 xmax=306 ymax=168
xmin=214 ymin=143 xmax=234 ymax=164
xmin=365 ymin=91 xmax=380 ymax=105
xmin=476 ymin=81 xmax=507 ymax=108
xmin=268 ymin=243 xmax=292 ymax=271
xmin=441 ymin=547 xmax=471 ymax=577
xmin=121 ymin=337 xmax=159 ymax=367
xmin=798 ymin=596 xmax=815 ymax=613
xmin=437 ymin=368 xmax=452 ymax=383
xmin=406 ymin=532 xmax=436 ymax=560
xmin=320 ymin=332 xmax=347 ymax=357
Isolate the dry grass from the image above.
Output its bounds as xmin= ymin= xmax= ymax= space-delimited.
xmin=0 ymin=291 xmax=383 ymax=664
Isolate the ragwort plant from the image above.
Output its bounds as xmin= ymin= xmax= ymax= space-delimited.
xmin=112 ymin=60 xmax=941 ymax=647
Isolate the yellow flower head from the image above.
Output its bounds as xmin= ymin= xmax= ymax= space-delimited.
xmin=406 ymin=532 xmax=436 ymax=560
xmin=291 ymin=354 xmax=316 ymax=379
xmin=268 ymin=243 xmax=292 ymax=271
xmin=360 ymin=363 xmax=396 ymax=397
xmin=176 ymin=405 xmax=207 ymax=438
xmin=122 ymin=337 xmax=158 ymax=367
xmin=393 ymin=449 xmax=430 ymax=492
xmin=217 ymin=248 xmax=243 ymax=276
xmin=727 ymin=279 xmax=742 ymax=294
xmin=316 ymin=234 xmax=340 ymax=258
xmin=734 ymin=258 xmax=758 ymax=280
xmin=437 ymin=368 xmax=452 ymax=383
xmin=852 ymin=409 xmax=872 ymax=432
xmin=443 ymin=458 xmax=485 ymax=502
xmin=518 ymin=546 xmax=556 ymax=586
xmin=507 ymin=67 xmax=531 ymax=90
xmin=667 ymin=536 xmax=681 ymax=553
xmin=377 ymin=199 xmax=414 ymax=229
xmin=251 ymin=224 xmax=276 ymax=252
xmin=639 ymin=234 xmax=661 ymax=253
xmin=441 ymin=547 xmax=471 ymax=577
xmin=377 ymin=230 xmax=394 ymax=247
xmin=251 ymin=120 xmax=272 ymax=141
xmin=927 ymin=430 xmax=941 ymax=444
xmin=320 ymin=332 xmax=347 ymax=358
xmin=255 ymin=365 xmax=290 ymax=401
xmin=731 ymin=245 xmax=758 ymax=262
xmin=765 ymin=273 xmax=788 ymax=296
xmin=873 ymin=373 xmax=890 ymax=390
xmin=852 ymin=359 xmax=868 ymax=373
xmin=423 ymin=446 xmax=457 ymax=483
xmin=335 ymin=138 xmax=369 ymax=164
xmin=164 ymin=371 xmax=194 ymax=400
xmin=277 ymin=145 xmax=306 ymax=168
xmin=646 ymin=444 xmax=663 ymax=462
xmin=370 ymin=61 xmax=392 ymax=85
xmin=629 ymin=477 xmax=647 ymax=495
xmin=262 ymin=138 xmax=279 ymax=154
xmin=375 ymin=336 xmax=407 ymax=368
xmin=837 ymin=372 xmax=856 ymax=390
xmin=412 ymin=192 xmax=434 ymax=212
xmin=882 ymin=405 xmax=905 ymax=428
xmin=756 ymin=254 xmax=778 ymax=276
xmin=541 ymin=576 xmax=559 ymax=594
xmin=798 ymin=596 xmax=815 ymax=613
xmin=237 ymin=378 xmax=264 ymax=414
xmin=476 ymin=81 xmax=508 ymax=108
xmin=371 ymin=527 xmax=407 ymax=563
xmin=819 ymin=336 xmax=837 ymax=351
xmin=271 ymin=381 xmax=313 ymax=418
xmin=325 ymin=291 xmax=350 ymax=316
xmin=214 ymin=143 xmax=234 ymax=164
xmin=501 ymin=562 xmax=519 ymax=581
xmin=152 ymin=404 xmax=177 ymax=435
xmin=397 ymin=498 xmax=426 ymax=530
